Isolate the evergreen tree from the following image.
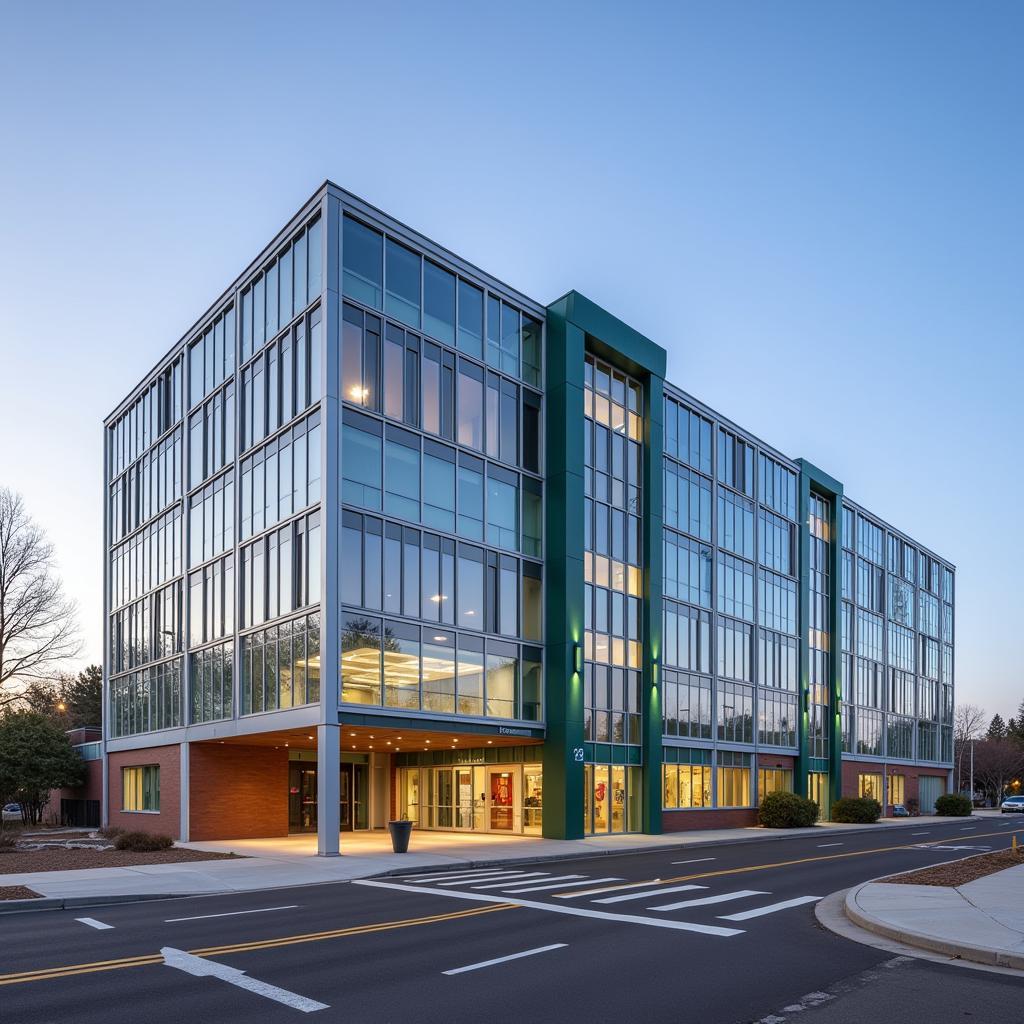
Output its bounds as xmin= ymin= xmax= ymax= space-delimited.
xmin=988 ymin=713 xmax=1007 ymax=740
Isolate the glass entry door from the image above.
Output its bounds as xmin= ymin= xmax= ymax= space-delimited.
xmin=488 ymin=768 xmax=515 ymax=831
xmin=288 ymin=765 xmax=317 ymax=833
xmin=340 ymin=763 xmax=369 ymax=831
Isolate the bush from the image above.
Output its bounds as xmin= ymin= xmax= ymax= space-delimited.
xmin=831 ymin=797 xmax=882 ymax=824
xmin=758 ymin=791 xmax=820 ymax=828
xmin=113 ymin=831 xmax=173 ymax=852
xmin=96 ymin=826 xmax=125 ymax=840
xmin=0 ymin=829 xmax=21 ymax=851
xmin=934 ymin=793 xmax=972 ymax=817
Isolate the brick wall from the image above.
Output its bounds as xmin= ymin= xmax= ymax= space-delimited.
xmin=107 ymin=745 xmax=181 ymax=838
xmin=43 ymin=759 xmax=103 ymax=825
xmin=189 ymin=743 xmax=289 ymax=840
xmin=662 ymin=808 xmax=758 ymax=831
xmin=842 ymin=759 xmax=949 ymax=812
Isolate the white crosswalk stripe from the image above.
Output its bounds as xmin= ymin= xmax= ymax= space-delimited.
xmin=717 ymin=896 xmax=822 ymax=921
xmin=514 ymin=877 xmax=623 ymax=894
xmin=650 ymin=890 xmax=767 ymax=912
xmin=464 ymin=873 xmax=552 ymax=889
xmin=594 ymin=884 xmax=706 ymax=905
xmin=502 ymin=875 xmax=608 ymax=894
xmin=403 ymin=869 xmax=520 ymax=883
xmin=555 ymin=879 xmax=663 ymax=899
xmin=434 ymin=871 xmax=533 ymax=887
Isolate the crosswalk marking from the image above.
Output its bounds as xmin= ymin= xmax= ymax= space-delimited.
xmin=472 ymin=874 xmax=583 ymax=891
xmin=435 ymin=872 xmax=531 ymax=887
xmin=594 ymin=884 xmax=706 ymax=905
xmin=717 ymin=896 xmax=822 ymax=921
xmin=464 ymin=873 xmax=551 ymax=889
xmin=503 ymin=876 xmax=614 ymax=894
xmin=554 ymin=879 xmax=663 ymax=899
xmin=651 ymin=890 xmax=768 ymax=913
xmin=403 ymin=869 xmax=516 ymax=883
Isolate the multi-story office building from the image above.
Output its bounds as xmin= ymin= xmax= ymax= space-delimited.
xmin=102 ymin=183 xmax=954 ymax=851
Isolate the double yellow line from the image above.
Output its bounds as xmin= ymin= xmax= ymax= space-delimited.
xmin=0 ymin=903 xmax=512 ymax=988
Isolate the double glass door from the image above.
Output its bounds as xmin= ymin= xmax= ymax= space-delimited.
xmin=401 ymin=765 xmax=536 ymax=834
xmin=584 ymin=764 xmax=640 ymax=834
xmin=287 ymin=762 xmax=369 ymax=833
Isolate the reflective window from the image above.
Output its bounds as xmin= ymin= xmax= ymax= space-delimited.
xmin=385 ymin=239 xmax=421 ymax=328
xmin=342 ymin=215 xmax=383 ymax=309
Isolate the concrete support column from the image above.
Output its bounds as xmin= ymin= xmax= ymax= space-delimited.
xmin=179 ymin=741 xmax=190 ymax=842
xmin=317 ymin=723 xmax=340 ymax=856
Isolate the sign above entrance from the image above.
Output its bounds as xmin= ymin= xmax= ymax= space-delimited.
xmin=498 ymin=726 xmax=535 ymax=737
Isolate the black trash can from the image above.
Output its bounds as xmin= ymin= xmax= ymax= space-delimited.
xmin=388 ymin=819 xmax=413 ymax=853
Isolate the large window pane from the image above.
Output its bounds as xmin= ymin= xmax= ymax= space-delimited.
xmin=423 ymin=261 xmax=455 ymax=345
xmin=342 ymin=216 xmax=383 ymax=309
xmin=422 ymin=632 xmax=456 ymax=714
xmin=457 ymin=280 xmax=483 ymax=358
xmin=457 ymin=637 xmax=484 ymax=716
xmin=341 ymin=614 xmax=381 ymax=705
xmin=384 ymin=430 xmax=420 ymax=521
xmin=457 ymin=545 xmax=484 ymax=628
xmin=341 ymin=414 xmax=381 ymax=509
xmin=385 ymin=239 xmax=420 ymax=328
xmin=423 ymin=444 xmax=455 ymax=532
xmin=486 ymin=468 xmax=518 ymax=549
xmin=457 ymin=457 xmax=484 ymax=540
xmin=457 ymin=360 xmax=483 ymax=451
xmin=383 ymin=620 xmax=420 ymax=709
xmin=486 ymin=642 xmax=517 ymax=718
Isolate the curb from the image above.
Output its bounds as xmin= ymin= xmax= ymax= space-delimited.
xmin=0 ymin=892 xmax=181 ymax=916
xmin=844 ymin=882 xmax=1024 ymax=971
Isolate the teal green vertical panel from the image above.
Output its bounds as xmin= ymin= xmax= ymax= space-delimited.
xmin=796 ymin=472 xmax=811 ymax=799
xmin=641 ymin=375 xmax=664 ymax=834
xmin=542 ymin=302 xmax=586 ymax=839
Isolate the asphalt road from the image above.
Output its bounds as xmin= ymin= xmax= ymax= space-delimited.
xmin=3 ymin=817 xmax=1024 ymax=1024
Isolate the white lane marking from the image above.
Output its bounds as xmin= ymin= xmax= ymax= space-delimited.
xmin=165 ymin=905 xmax=299 ymax=923
xmin=492 ymin=874 xmax=585 ymax=891
xmin=503 ymin=876 xmax=617 ymax=894
xmin=594 ymin=884 xmax=706 ymax=905
xmin=816 ymin=843 xmax=843 ymax=848
xmin=960 ymin=827 xmax=976 ymax=831
xmin=435 ymin=871 xmax=532 ymax=887
xmin=651 ymin=890 xmax=768 ymax=912
xmin=161 ymin=947 xmax=327 ymax=1013
xmin=911 ymin=831 xmax=930 ymax=835
xmin=465 ymin=873 xmax=552 ymax=889
xmin=75 ymin=917 xmax=113 ymax=930
xmin=718 ymin=896 xmax=823 ymax=921
xmin=670 ymin=857 xmax=716 ymax=865
xmin=555 ymin=879 xmax=663 ymax=899
xmin=913 ymin=844 xmax=990 ymax=852
xmin=442 ymin=943 xmax=567 ymax=975
xmin=403 ymin=869 xmax=516 ymax=882
xmin=353 ymin=878 xmax=744 ymax=937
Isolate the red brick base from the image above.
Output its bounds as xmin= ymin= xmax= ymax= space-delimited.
xmin=107 ymin=745 xmax=181 ymax=839
xmin=189 ymin=743 xmax=289 ymax=840
xmin=662 ymin=808 xmax=758 ymax=831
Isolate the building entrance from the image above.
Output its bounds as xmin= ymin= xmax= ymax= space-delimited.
xmin=584 ymin=763 xmax=641 ymax=834
xmin=287 ymin=759 xmax=370 ymax=833
xmin=398 ymin=764 xmax=542 ymax=835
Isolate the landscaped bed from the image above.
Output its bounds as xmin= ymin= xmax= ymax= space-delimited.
xmin=888 ymin=847 xmax=1024 ymax=887
xmin=0 ymin=885 xmax=43 ymax=901
xmin=0 ymin=847 xmax=241 ymax=874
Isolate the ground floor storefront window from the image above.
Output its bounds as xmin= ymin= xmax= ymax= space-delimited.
xmin=584 ymin=763 xmax=641 ymax=834
xmin=807 ymin=771 xmax=829 ymax=818
xmin=757 ymin=767 xmax=793 ymax=800
xmin=858 ymin=772 xmax=883 ymax=801
xmin=888 ymin=773 xmax=905 ymax=807
xmin=398 ymin=763 xmax=542 ymax=835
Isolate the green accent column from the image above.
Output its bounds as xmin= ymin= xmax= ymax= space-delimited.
xmin=796 ymin=460 xmax=844 ymax=815
xmin=542 ymin=298 xmax=586 ymax=839
xmin=641 ymin=375 xmax=664 ymax=834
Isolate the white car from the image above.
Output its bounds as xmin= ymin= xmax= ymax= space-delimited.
xmin=2 ymin=803 xmax=23 ymax=822
xmin=1001 ymin=796 xmax=1024 ymax=813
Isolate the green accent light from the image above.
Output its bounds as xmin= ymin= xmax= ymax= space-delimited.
xmin=573 ymin=641 xmax=582 ymax=675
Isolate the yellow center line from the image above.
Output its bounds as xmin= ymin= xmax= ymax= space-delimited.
xmin=551 ymin=824 xmax=1024 ymax=895
xmin=0 ymin=903 xmax=513 ymax=987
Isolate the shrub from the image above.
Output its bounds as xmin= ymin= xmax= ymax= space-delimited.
xmin=113 ymin=831 xmax=173 ymax=852
xmin=0 ymin=829 xmax=21 ymax=851
xmin=831 ymin=796 xmax=882 ymax=824
xmin=759 ymin=791 xmax=820 ymax=828
xmin=96 ymin=826 xmax=125 ymax=840
xmin=934 ymin=793 xmax=972 ymax=817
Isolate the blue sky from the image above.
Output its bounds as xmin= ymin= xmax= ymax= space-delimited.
xmin=1 ymin=2 xmax=1020 ymax=721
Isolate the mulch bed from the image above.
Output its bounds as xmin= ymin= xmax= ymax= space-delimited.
xmin=0 ymin=885 xmax=43 ymax=900
xmin=888 ymin=847 xmax=1024 ymax=887
xmin=0 ymin=847 xmax=241 ymax=874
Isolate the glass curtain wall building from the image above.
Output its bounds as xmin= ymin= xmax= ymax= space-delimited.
xmin=101 ymin=182 xmax=954 ymax=849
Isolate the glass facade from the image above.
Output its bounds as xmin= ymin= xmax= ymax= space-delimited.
xmin=103 ymin=184 xmax=953 ymax=840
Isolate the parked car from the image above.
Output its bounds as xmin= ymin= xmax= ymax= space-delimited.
xmin=2 ymin=803 xmax=23 ymax=823
xmin=1000 ymin=796 xmax=1024 ymax=813
xmin=892 ymin=804 xmax=910 ymax=817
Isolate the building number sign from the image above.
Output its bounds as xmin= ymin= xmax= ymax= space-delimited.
xmin=572 ymin=747 xmax=585 ymax=762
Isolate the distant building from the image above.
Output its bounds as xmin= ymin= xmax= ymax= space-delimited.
xmin=44 ymin=726 xmax=103 ymax=828
xmin=102 ymin=183 xmax=954 ymax=849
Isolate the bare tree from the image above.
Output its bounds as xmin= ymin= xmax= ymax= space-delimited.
xmin=953 ymin=703 xmax=987 ymax=792
xmin=0 ymin=488 xmax=80 ymax=708
xmin=972 ymin=739 xmax=1024 ymax=806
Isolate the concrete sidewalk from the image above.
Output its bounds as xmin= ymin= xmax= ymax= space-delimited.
xmin=846 ymin=863 xmax=1024 ymax=970
xmin=0 ymin=813 xmax=950 ymax=907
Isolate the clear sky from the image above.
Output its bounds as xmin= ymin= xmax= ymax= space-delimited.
xmin=1 ymin=2 xmax=1020 ymax=721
